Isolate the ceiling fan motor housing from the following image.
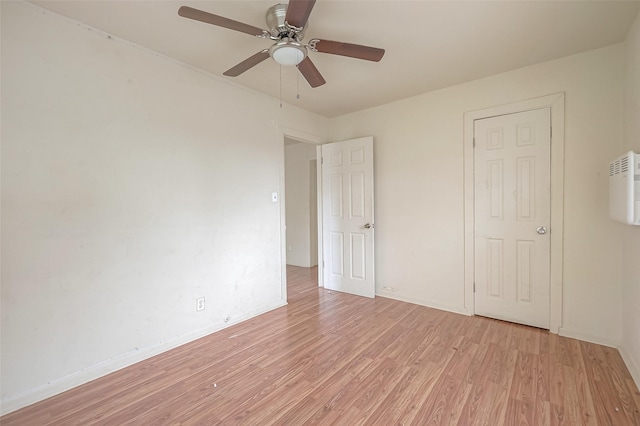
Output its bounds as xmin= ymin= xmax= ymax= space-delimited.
xmin=266 ymin=3 xmax=306 ymax=40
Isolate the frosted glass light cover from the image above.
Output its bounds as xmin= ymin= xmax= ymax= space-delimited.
xmin=272 ymin=46 xmax=305 ymax=66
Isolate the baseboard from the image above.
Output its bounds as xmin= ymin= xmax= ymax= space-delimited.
xmin=0 ymin=300 xmax=287 ymax=416
xmin=375 ymin=291 xmax=471 ymax=316
xmin=558 ymin=327 xmax=620 ymax=348
xmin=620 ymin=346 xmax=640 ymax=390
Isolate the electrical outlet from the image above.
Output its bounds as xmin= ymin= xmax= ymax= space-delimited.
xmin=196 ymin=297 xmax=205 ymax=311
xmin=381 ymin=285 xmax=395 ymax=292
xmin=272 ymin=192 xmax=278 ymax=203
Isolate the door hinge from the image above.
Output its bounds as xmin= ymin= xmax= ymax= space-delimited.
xmin=550 ymin=127 xmax=552 ymax=139
xmin=473 ymin=137 xmax=476 ymax=148
xmin=322 ymin=261 xmax=325 ymax=268
xmin=321 ymin=157 xmax=324 ymax=164
xmin=473 ymin=282 xmax=476 ymax=292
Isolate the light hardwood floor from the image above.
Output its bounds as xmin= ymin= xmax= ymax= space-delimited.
xmin=3 ymin=265 xmax=640 ymax=425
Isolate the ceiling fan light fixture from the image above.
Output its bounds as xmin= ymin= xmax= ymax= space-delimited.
xmin=270 ymin=40 xmax=307 ymax=66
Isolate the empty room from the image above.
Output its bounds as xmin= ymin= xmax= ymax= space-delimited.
xmin=2 ymin=0 xmax=640 ymax=424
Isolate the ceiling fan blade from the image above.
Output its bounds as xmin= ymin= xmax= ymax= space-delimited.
xmin=285 ymin=0 xmax=316 ymax=28
xmin=178 ymin=6 xmax=266 ymax=37
xmin=223 ymin=51 xmax=270 ymax=77
xmin=297 ymin=57 xmax=326 ymax=88
xmin=312 ymin=39 xmax=385 ymax=62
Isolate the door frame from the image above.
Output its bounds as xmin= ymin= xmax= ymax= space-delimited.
xmin=316 ymin=144 xmax=324 ymax=287
xmin=463 ymin=93 xmax=565 ymax=333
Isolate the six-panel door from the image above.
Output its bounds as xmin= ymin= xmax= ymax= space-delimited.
xmin=321 ymin=137 xmax=375 ymax=298
xmin=474 ymin=108 xmax=551 ymax=329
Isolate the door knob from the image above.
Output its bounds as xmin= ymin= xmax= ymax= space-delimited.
xmin=536 ymin=226 xmax=547 ymax=235
xmin=364 ymin=223 xmax=374 ymax=229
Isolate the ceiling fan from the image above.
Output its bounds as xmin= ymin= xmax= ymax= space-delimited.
xmin=178 ymin=0 xmax=385 ymax=88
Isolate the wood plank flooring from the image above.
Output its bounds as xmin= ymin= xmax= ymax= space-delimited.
xmin=3 ymin=265 xmax=640 ymax=425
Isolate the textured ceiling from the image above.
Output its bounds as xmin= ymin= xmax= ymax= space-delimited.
xmin=31 ymin=0 xmax=640 ymax=117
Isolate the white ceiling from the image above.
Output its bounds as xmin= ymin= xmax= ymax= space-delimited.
xmin=31 ymin=0 xmax=640 ymax=117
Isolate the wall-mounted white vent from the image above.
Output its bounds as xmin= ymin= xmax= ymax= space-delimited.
xmin=609 ymin=151 xmax=640 ymax=225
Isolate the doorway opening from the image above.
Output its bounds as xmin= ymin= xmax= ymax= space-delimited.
xmin=284 ymin=137 xmax=319 ymax=295
xmin=280 ymin=133 xmax=376 ymax=301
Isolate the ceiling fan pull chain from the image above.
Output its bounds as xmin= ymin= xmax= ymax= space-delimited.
xmin=279 ymin=65 xmax=283 ymax=108
xmin=297 ymin=68 xmax=300 ymax=100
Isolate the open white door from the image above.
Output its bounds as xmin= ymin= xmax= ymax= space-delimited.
xmin=321 ymin=137 xmax=375 ymax=298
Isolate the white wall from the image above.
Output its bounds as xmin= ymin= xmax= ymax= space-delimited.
xmin=284 ymin=141 xmax=318 ymax=267
xmin=0 ymin=2 xmax=328 ymax=414
xmin=621 ymin=12 xmax=640 ymax=386
xmin=329 ymin=44 xmax=626 ymax=345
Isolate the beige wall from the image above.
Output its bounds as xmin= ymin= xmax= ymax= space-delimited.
xmin=284 ymin=141 xmax=318 ymax=267
xmin=621 ymin=12 xmax=640 ymax=386
xmin=0 ymin=2 xmax=328 ymax=414
xmin=329 ymin=44 xmax=626 ymax=346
